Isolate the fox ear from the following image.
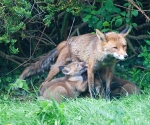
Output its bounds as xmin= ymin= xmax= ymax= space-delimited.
xmin=62 ymin=68 xmax=70 ymax=75
xmin=120 ymin=26 xmax=131 ymax=37
xmin=96 ymin=29 xmax=106 ymax=42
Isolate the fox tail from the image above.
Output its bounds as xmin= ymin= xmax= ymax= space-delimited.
xmin=19 ymin=40 xmax=67 ymax=79
xmin=19 ymin=49 xmax=58 ymax=79
xmin=19 ymin=41 xmax=67 ymax=79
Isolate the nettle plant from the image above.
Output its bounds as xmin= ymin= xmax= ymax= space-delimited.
xmin=82 ymin=0 xmax=138 ymax=32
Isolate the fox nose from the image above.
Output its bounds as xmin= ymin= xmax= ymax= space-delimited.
xmin=124 ymin=54 xmax=128 ymax=59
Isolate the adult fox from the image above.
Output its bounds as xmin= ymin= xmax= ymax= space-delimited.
xmin=39 ymin=62 xmax=88 ymax=102
xmin=19 ymin=27 xmax=130 ymax=98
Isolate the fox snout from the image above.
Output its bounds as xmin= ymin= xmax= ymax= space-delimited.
xmin=124 ymin=54 xmax=128 ymax=59
xmin=113 ymin=53 xmax=128 ymax=60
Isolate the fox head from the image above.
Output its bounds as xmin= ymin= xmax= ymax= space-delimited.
xmin=96 ymin=27 xmax=130 ymax=60
xmin=59 ymin=62 xmax=87 ymax=76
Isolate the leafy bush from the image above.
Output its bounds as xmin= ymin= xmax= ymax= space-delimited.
xmin=0 ymin=0 xmax=31 ymax=54
xmin=0 ymin=0 xmax=149 ymax=95
xmin=82 ymin=0 xmax=138 ymax=32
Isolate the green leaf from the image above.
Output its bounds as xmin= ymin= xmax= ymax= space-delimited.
xmin=90 ymin=16 xmax=99 ymax=24
xmin=120 ymin=11 xmax=126 ymax=16
xmin=111 ymin=17 xmax=117 ymax=24
xmin=105 ymin=0 xmax=113 ymax=12
xmin=103 ymin=21 xmax=110 ymax=27
xmin=126 ymin=18 xmax=130 ymax=23
xmin=112 ymin=6 xmax=121 ymax=13
xmin=97 ymin=7 xmax=105 ymax=14
xmin=88 ymin=16 xmax=99 ymax=28
xmin=102 ymin=28 xmax=110 ymax=32
xmin=144 ymin=40 xmax=150 ymax=45
xmin=138 ymin=53 xmax=143 ymax=57
xmin=83 ymin=8 xmax=91 ymax=12
xmin=123 ymin=3 xmax=129 ymax=7
xmin=132 ymin=23 xmax=137 ymax=27
xmin=83 ymin=15 xmax=91 ymax=22
xmin=131 ymin=10 xmax=138 ymax=17
xmin=126 ymin=13 xmax=130 ymax=18
xmin=115 ymin=18 xmax=122 ymax=27
xmin=91 ymin=10 xmax=98 ymax=15
xmin=96 ymin=21 xmax=103 ymax=29
xmin=105 ymin=15 xmax=111 ymax=21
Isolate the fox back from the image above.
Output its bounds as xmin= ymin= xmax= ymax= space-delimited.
xmin=68 ymin=30 xmax=128 ymax=65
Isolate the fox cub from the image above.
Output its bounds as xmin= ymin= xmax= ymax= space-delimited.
xmin=80 ymin=75 xmax=140 ymax=99
xmin=38 ymin=62 xmax=88 ymax=102
xmin=110 ymin=76 xmax=140 ymax=98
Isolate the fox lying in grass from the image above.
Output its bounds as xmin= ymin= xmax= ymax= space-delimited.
xmin=20 ymin=27 xmax=130 ymax=99
xmin=80 ymin=74 xmax=140 ymax=99
xmin=110 ymin=76 xmax=140 ymax=98
xmin=38 ymin=62 xmax=88 ymax=102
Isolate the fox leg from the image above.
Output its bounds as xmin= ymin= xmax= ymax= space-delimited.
xmin=105 ymin=69 xmax=113 ymax=101
xmin=44 ymin=47 xmax=69 ymax=82
xmin=87 ymin=62 xmax=96 ymax=98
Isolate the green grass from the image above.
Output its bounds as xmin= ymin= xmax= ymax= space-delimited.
xmin=0 ymin=93 xmax=150 ymax=125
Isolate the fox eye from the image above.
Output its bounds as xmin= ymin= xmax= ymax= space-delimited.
xmin=76 ymin=64 xmax=79 ymax=67
xmin=123 ymin=45 xmax=126 ymax=48
xmin=113 ymin=47 xmax=118 ymax=49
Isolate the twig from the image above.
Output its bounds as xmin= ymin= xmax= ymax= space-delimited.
xmin=134 ymin=65 xmax=150 ymax=71
xmin=114 ymin=4 xmax=150 ymax=12
xmin=127 ymin=35 xmax=150 ymax=40
xmin=67 ymin=17 xmax=76 ymax=40
xmin=134 ymin=23 xmax=150 ymax=30
xmin=0 ymin=52 xmax=21 ymax=65
xmin=127 ymin=0 xmax=150 ymax=21
xmin=61 ymin=12 xmax=69 ymax=41
xmin=126 ymin=38 xmax=137 ymax=54
xmin=6 ymin=25 xmax=47 ymax=75
xmin=70 ymin=22 xmax=88 ymax=37
xmin=140 ymin=72 xmax=149 ymax=86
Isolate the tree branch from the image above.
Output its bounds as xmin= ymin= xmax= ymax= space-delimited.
xmin=127 ymin=0 xmax=150 ymax=21
xmin=135 ymin=23 xmax=150 ymax=30
xmin=127 ymin=35 xmax=150 ymax=40
xmin=70 ymin=22 xmax=88 ymax=37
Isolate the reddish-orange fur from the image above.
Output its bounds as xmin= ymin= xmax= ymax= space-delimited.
xmin=43 ymin=29 xmax=129 ymax=98
xmin=80 ymin=75 xmax=140 ymax=98
xmin=39 ymin=62 xmax=88 ymax=102
xmin=110 ymin=76 xmax=140 ymax=98
xmin=20 ymin=28 xmax=130 ymax=99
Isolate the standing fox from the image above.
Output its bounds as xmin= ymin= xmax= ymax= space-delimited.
xmin=38 ymin=62 xmax=88 ymax=102
xmin=19 ymin=27 xmax=130 ymax=98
